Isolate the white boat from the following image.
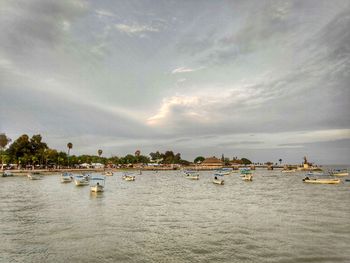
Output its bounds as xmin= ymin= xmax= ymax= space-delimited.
xmin=103 ymin=171 xmax=113 ymax=176
xmin=61 ymin=172 xmax=72 ymax=183
xmin=242 ymin=174 xmax=253 ymax=181
xmin=281 ymin=169 xmax=297 ymax=173
xmin=183 ymin=170 xmax=199 ymax=180
xmin=302 ymin=177 xmax=341 ymax=184
xmin=74 ymin=175 xmax=89 ymax=186
xmin=27 ymin=172 xmax=42 ymax=180
xmin=2 ymin=170 xmax=13 ymax=177
xmin=90 ymin=176 xmax=105 ymax=192
xmin=330 ymin=169 xmax=349 ymax=176
xmin=122 ymin=173 xmax=136 ymax=181
xmin=215 ymin=168 xmax=233 ymax=175
xmin=212 ymin=174 xmax=224 ymax=185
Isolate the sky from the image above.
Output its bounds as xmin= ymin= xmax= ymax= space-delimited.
xmin=0 ymin=0 xmax=349 ymax=164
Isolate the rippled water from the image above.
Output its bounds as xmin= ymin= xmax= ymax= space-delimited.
xmin=1 ymin=168 xmax=350 ymax=263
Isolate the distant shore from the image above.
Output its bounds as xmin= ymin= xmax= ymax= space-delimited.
xmin=1 ymin=165 xmax=291 ymax=176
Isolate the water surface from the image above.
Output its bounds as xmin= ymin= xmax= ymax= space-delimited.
xmin=1 ymin=168 xmax=349 ymax=262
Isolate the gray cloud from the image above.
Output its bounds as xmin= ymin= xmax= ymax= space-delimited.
xmin=1 ymin=0 xmax=349 ymax=163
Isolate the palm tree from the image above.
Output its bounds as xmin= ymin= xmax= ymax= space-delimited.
xmin=0 ymin=133 xmax=11 ymax=170
xmin=67 ymin=142 xmax=73 ymax=167
xmin=135 ymin=150 xmax=140 ymax=157
xmin=98 ymin=149 xmax=103 ymax=157
xmin=67 ymin=142 xmax=73 ymax=156
xmin=279 ymin=159 xmax=282 ymax=165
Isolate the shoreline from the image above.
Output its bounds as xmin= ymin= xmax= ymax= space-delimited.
xmin=2 ymin=165 xmax=289 ymax=176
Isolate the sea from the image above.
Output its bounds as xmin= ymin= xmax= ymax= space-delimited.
xmin=1 ymin=166 xmax=349 ymax=263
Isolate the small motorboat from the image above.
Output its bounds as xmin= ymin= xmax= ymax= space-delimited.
xmin=27 ymin=172 xmax=42 ymax=180
xmin=90 ymin=176 xmax=105 ymax=192
xmin=2 ymin=170 xmax=13 ymax=177
xmin=330 ymin=169 xmax=349 ymax=176
xmin=215 ymin=168 xmax=232 ymax=175
xmin=103 ymin=171 xmax=113 ymax=176
xmin=122 ymin=174 xmax=136 ymax=181
xmin=61 ymin=172 xmax=72 ymax=183
xmin=281 ymin=169 xmax=297 ymax=173
xmin=302 ymin=177 xmax=341 ymax=184
xmin=307 ymin=171 xmax=326 ymax=176
xmin=183 ymin=170 xmax=199 ymax=180
xmin=74 ymin=175 xmax=89 ymax=186
xmin=242 ymin=174 xmax=253 ymax=181
xmin=212 ymin=174 xmax=224 ymax=185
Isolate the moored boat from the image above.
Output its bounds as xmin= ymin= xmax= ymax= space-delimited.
xmin=61 ymin=172 xmax=72 ymax=183
xmin=183 ymin=170 xmax=199 ymax=180
xmin=122 ymin=175 xmax=136 ymax=181
xmin=90 ymin=176 xmax=105 ymax=192
xmin=302 ymin=177 xmax=340 ymax=184
xmin=215 ymin=168 xmax=232 ymax=175
xmin=212 ymin=173 xmax=224 ymax=185
xmin=281 ymin=169 xmax=297 ymax=173
xmin=74 ymin=175 xmax=89 ymax=186
xmin=242 ymin=174 xmax=253 ymax=181
xmin=103 ymin=171 xmax=113 ymax=176
xmin=330 ymin=169 xmax=349 ymax=176
xmin=2 ymin=170 xmax=13 ymax=177
xmin=27 ymin=172 xmax=42 ymax=180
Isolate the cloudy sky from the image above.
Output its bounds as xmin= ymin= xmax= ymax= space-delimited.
xmin=0 ymin=0 xmax=349 ymax=164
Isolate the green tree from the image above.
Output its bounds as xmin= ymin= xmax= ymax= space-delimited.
xmin=98 ymin=149 xmax=103 ymax=157
xmin=279 ymin=159 xmax=282 ymax=165
xmin=194 ymin=156 xmax=205 ymax=163
xmin=7 ymin=134 xmax=32 ymax=165
xmin=0 ymin=133 xmax=11 ymax=170
xmin=241 ymin=158 xmax=252 ymax=165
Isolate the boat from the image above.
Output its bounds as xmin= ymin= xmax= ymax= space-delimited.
xmin=281 ymin=169 xmax=297 ymax=173
xmin=212 ymin=173 xmax=224 ymax=185
xmin=330 ymin=169 xmax=349 ymax=176
xmin=302 ymin=177 xmax=341 ymax=184
xmin=61 ymin=172 xmax=72 ymax=183
xmin=27 ymin=172 xmax=42 ymax=180
xmin=215 ymin=168 xmax=232 ymax=175
xmin=82 ymin=173 xmax=90 ymax=181
xmin=183 ymin=170 xmax=199 ymax=180
xmin=122 ymin=172 xmax=136 ymax=181
xmin=103 ymin=171 xmax=113 ymax=176
xmin=2 ymin=170 xmax=13 ymax=177
xmin=242 ymin=174 xmax=253 ymax=181
xmin=74 ymin=175 xmax=89 ymax=186
xmin=307 ymin=171 xmax=325 ymax=176
xmin=240 ymin=168 xmax=252 ymax=177
xmin=345 ymin=179 xmax=350 ymax=182
xmin=90 ymin=176 xmax=105 ymax=192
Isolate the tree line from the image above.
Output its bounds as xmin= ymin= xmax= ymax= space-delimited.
xmin=0 ymin=133 xmax=190 ymax=168
xmin=0 ymin=133 xmax=256 ymax=169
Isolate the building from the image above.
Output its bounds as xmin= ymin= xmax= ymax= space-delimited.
xmin=200 ymin=156 xmax=224 ymax=169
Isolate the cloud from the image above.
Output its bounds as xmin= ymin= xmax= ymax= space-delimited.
xmin=171 ymin=66 xmax=204 ymax=74
xmin=115 ymin=23 xmax=159 ymax=36
xmin=95 ymin=9 xmax=115 ymax=18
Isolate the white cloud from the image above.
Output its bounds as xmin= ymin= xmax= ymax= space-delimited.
xmin=115 ymin=23 xmax=159 ymax=36
xmin=95 ymin=9 xmax=115 ymax=18
xmin=171 ymin=66 xmax=204 ymax=74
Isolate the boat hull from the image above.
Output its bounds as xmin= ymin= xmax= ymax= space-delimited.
xmin=185 ymin=175 xmax=199 ymax=180
xmin=74 ymin=179 xmax=89 ymax=186
xmin=332 ymin=172 xmax=349 ymax=176
xmin=213 ymin=179 xmax=224 ymax=185
xmin=90 ymin=185 xmax=104 ymax=192
xmin=303 ymin=179 xmax=340 ymax=184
